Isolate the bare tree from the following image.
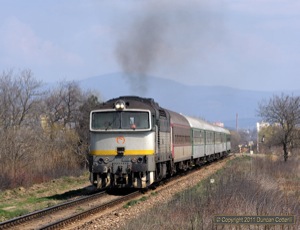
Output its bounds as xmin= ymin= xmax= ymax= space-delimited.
xmin=258 ymin=94 xmax=300 ymax=161
xmin=0 ymin=69 xmax=42 ymax=128
xmin=43 ymin=81 xmax=83 ymax=129
xmin=0 ymin=69 xmax=44 ymax=187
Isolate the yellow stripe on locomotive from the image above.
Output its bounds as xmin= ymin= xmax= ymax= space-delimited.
xmin=90 ymin=149 xmax=155 ymax=155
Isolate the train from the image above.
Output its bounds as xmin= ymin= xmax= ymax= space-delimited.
xmin=88 ymin=96 xmax=231 ymax=189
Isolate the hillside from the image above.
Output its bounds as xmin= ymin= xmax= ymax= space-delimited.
xmin=78 ymin=73 xmax=299 ymax=130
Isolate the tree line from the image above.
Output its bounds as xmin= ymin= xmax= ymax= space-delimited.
xmin=0 ymin=69 xmax=100 ymax=190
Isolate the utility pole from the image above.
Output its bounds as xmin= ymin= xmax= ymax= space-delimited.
xmin=256 ymin=122 xmax=260 ymax=153
xmin=236 ymin=113 xmax=238 ymax=132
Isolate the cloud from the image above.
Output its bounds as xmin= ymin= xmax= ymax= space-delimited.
xmin=0 ymin=17 xmax=83 ymax=67
xmin=229 ymin=0 xmax=300 ymax=16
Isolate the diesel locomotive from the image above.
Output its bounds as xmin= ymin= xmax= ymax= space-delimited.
xmin=88 ymin=96 xmax=231 ymax=189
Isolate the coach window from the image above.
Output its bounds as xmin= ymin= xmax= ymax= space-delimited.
xmin=207 ymin=132 xmax=213 ymax=144
xmin=200 ymin=131 xmax=204 ymax=144
xmin=215 ymin=133 xmax=220 ymax=144
xmin=193 ymin=130 xmax=196 ymax=144
xmin=206 ymin=132 xmax=209 ymax=144
xmin=227 ymin=134 xmax=231 ymax=142
xmin=174 ymin=134 xmax=178 ymax=144
xmin=185 ymin=135 xmax=188 ymax=144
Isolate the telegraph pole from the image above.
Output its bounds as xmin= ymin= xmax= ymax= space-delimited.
xmin=236 ymin=113 xmax=238 ymax=131
xmin=256 ymin=122 xmax=260 ymax=153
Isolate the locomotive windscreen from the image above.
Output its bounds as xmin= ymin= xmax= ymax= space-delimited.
xmin=91 ymin=110 xmax=150 ymax=131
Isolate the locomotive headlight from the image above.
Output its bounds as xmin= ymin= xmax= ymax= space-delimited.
xmin=114 ymin=100 xmax=126 ymax=110
xmin=131 ymin=157 xmax=137 ymax=163
xmin=99 ymin=157 xmax=109 ymax=164
xmin=103 ymin=157 xmax=109 ymax=164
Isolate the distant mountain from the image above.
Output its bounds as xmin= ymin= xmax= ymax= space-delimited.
xmin=77 ymin=73 xmax=299 ymax=130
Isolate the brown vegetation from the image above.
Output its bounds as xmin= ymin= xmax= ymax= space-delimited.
xmin=0 ymin=69 xmax=100 ymax=190
xmin=119 ymin=154 xmax=300 ymax=229
xmin=258 ymin=94 xmax=300 ymax=161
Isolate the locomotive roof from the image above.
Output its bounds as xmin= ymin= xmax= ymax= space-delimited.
xmin=99 ymin=96 xmax=161 ymax=111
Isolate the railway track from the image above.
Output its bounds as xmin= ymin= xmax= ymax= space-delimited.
xmin=0 ymin=190 xmax=140 ymax=230
xmin=0 ymin=155 xmax=232 ymax=230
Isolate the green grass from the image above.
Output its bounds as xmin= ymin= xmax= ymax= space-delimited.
xmin=0 ymin=196 xmax=55 ymax=221
xmin=0 ymin=209 xmax=29 ymax=221
xmin=26 ymin=196 xmax=51 ymax=204
xmin=76 ymin=206 xmax=85 ymax=213
xmin=150 ymin=191 xmax=158 ymax=196
xmin=123 ymin=196 xmax=148 ymax=209
xmin=139 ymin=196 xmax=148 ymax=202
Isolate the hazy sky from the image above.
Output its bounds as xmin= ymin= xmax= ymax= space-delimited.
xmin=1 ymin=0 xmax=300 ymax=91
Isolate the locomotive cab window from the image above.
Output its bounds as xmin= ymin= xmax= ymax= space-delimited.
xmin=91 ymin=112 xmax=120 ymax=130
xmin=91 ymin=110 xmax=151 ymax=131
xmin=121 ymin=112 xmax=149 ymax=129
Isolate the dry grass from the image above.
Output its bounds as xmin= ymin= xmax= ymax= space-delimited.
xmin=120 ymin=154 xmax=300 ymax=230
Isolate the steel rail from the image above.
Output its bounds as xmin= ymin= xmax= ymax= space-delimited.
xmin=40 ymin=191 xmax=140 ymax=230
xmin=0 ymin=191 xmax=106 ymax=230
